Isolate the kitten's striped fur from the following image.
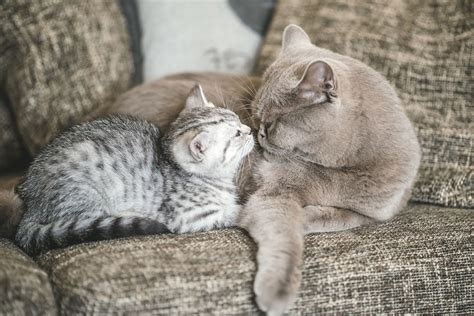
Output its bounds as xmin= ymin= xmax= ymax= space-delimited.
xmin=15 ymin=85 xmax=254 ymax=255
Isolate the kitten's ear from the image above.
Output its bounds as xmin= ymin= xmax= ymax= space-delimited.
xmin=189 ymin=132 xmax=210 ymax=161
xmin=282 ymin=24 xmax=312 ymax=53
xmin=297 ymin=60 xmax=336 ymax=104
xmin=185 ymin=84 xmax=213 ymax=109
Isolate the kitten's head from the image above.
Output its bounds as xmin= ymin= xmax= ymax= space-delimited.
xmin=166 ymin=84 xmax=254 ymax=178
xmin=253 ymin=24 xmax=375 ymax=167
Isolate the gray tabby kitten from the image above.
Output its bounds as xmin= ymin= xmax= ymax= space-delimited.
xmin=15 ymin=85 xmax=254 ymax=256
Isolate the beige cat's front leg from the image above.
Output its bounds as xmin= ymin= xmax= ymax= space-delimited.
xmin=237 ymin=194 xmax=304 ymax=316
xmin=303 ymin=205 xmax=375 ymax=233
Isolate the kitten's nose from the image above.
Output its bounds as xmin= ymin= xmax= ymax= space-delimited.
xmin=242 ymin=125 xmax=251 ymax=135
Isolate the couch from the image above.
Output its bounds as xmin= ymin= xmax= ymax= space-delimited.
xmin=0 ymin=0 xmax=472 ymax=314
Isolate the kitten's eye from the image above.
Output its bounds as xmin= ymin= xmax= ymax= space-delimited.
xmin=235 ymin=130 xmax=242 ymax=137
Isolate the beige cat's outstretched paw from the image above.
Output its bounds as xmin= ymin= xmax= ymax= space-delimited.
xmin=254 ymin=268 xmax=299 ymax=316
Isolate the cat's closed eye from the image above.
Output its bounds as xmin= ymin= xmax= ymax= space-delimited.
xmin=235 ymin=130 xmax=242 ymax=137
xmin=262 ymin=121 xmax=276 ymax=134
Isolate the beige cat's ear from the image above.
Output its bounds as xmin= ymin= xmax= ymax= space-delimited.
xmin=282 ymin=24 xmax=312 ymax=53
xmin=297 ymin=60 xmax=336 ymax=103
xmin=189 ymin=132 xmax=210 ymax=161
xmin=185 ymin=84 xmax=213 ymax=109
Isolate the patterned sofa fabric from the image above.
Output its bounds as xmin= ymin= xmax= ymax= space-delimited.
xmin=37 ymin=203 xmax=473 ymax=314
xmin=0 ymin=0 xmax=135 ymax=156
xmin=0 ymin=239 xmax=57 ymax=315
xmin=257 ymin=0 xmax=473 ymax=208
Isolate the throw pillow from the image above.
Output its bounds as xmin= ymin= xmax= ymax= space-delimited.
xmin=138 ymin=0 xmax=275 ymax=80
xmin=0 ymin=0 xmax=135 ymax=154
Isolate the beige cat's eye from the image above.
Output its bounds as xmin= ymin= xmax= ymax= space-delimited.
xmin=262 ymin=121 xmax=276 ymax=134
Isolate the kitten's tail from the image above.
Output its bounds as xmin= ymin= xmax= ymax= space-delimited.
xmin=0 ymin=190 xmax=24 ymax=240
xmin=15 ymin=215 xmax=170 ymax=256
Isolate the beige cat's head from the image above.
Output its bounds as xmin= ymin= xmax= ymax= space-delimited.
xmin=253 ymin=24 xmax=417 ymax=168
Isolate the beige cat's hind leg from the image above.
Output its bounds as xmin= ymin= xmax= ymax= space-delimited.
xmin=303 ymin=205 xmax=376 ymax=233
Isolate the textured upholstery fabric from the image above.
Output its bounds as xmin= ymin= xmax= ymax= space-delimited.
xmin=0 ymin=239 xmax=57 ymax=315
xmin=0 ymin=98 xmax=27 ymax=172
xmin=257 ymin=0 xmax=473 ymax=208
xmin=0 ymin=0 xmax=134 ymax=155
xmin=37 ymin=203 xmax=473 ymax=314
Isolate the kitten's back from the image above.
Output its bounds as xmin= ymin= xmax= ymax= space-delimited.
xmin=16 ymin=116 xmax=168 ymax=255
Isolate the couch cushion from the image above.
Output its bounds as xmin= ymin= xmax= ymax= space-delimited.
xmin=0 ymin=239 xmax=57 ymax=315
xmin=0 ymin=0 xmax=134 ymax=155
xmin=39 ymin=228 xmax=259 ymax=314
xmin=37 ymin=203 xmax=472 ymax=314
xmin=257 ymin=0 xmax=473 ymax=208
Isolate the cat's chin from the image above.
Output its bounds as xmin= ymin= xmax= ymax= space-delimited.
xmin=259 ymin=138 xmax=287 ymax=159
xmin=260 ymin=138 xmax=319 ymax=166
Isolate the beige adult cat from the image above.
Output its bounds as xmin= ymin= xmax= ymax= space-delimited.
xmin=236 ymin=24 xmax=420 ymax=314
xmin=2 ymin=24 xmax=420 ymax=315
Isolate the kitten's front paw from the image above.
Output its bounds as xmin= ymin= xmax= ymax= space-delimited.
xmin=254 ymin=267 xmax=300 ymax=316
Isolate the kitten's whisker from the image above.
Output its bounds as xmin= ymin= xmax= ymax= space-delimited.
xmin=231 ymin=96 xmax=255 ymax=123
xmin=214 ymin=83 xmax=228 ymax=109
xmin=231 ymin=77 xmax=255 ymax=100
xmin=247 ymin=77 xmax=258 ymax=95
